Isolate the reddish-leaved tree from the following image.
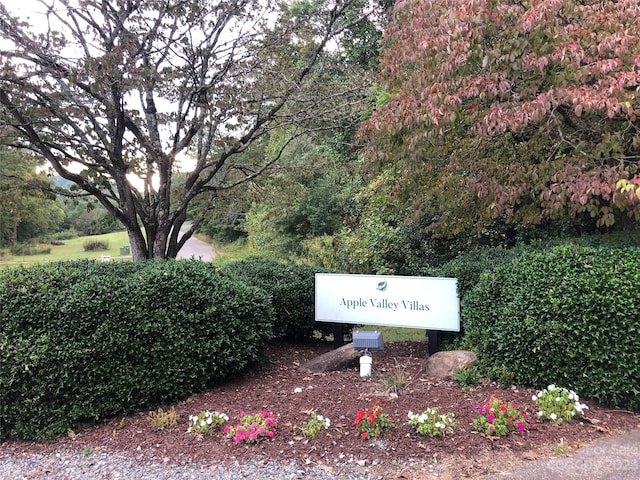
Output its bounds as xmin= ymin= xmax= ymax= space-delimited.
xmin=361 ymin=0 xmax=640 ymax=233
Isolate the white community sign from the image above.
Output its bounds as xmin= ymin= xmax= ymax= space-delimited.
xmin=315 ymin=273 xmax=460 ymax=331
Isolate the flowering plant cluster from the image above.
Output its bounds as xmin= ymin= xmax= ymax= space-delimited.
xmin=186 ymin=410 xmax=229 ymax=434
xmin=301 ymin=412 xmax=331 ymax=438
xmin=354 ymin=402 xmax=394 ymax=439
xmin=473 ymin=395 xmax=531 ymax=437
xmin=533 ymin=385 xmax=588 ymax=424
xmin=224 ymin=411 xmax=277 ymax=443
xmin=408 ymin=408 xmax=458 ymax=437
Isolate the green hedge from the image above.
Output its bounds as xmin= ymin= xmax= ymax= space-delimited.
xmin=218 ymin=259 xmax=344 ymax=342
xmin=430 ymin=246 xmax=519 ymax=349
xmin=435 ymin=246 xmax=520 ymax=300
xmin=0 ymin=260 xmax=274 ymax=440
xmin=462 ymin=244 xmax=640 ymax=410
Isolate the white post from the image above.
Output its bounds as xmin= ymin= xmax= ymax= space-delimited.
xmin=359 ymin=354 xmax=372 ymax=377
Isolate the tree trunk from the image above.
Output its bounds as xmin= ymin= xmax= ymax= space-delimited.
xmin=128 ymin=229 xmax=149 ymax=262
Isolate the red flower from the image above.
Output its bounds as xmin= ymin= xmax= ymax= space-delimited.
xmin=368 ymin=415 xmax=375 ymax=423
xmin=361 ymin=432 xmax=368 ymax=439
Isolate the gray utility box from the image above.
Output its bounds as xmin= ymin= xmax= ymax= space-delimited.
xmin=353 ymin=330 xmax=384 ymax=351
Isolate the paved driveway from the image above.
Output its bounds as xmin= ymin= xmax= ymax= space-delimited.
xmin=176 ymin=224 xmax=216 ymax=262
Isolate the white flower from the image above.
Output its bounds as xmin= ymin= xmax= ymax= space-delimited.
xmin=548 ymin=384 xmax=556 ymax=391
xmin=550 ymin=413 xmax=557 ymax=421
xmin=317 ymin=415 xmax=324 ymax=421
xmin=555 ymin=397 xmax=562 ymax=402
xmin=576 ymin=403 xmax=588 ymax=413
xmin=324 ymin=418 xmax=331 ymax=428
xmin=537 ymin=411 xmax=544 ymax=417
xmin=294 ymin=387 xmax=303 ymax=393
xmin=532 ymin=395 xmax=538 ymax=401
xmin=407 ymin=411 xmax=414 ymax=419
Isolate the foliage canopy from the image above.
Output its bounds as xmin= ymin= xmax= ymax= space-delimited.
xmin=361 ymin=0 xmax=640 ymax=236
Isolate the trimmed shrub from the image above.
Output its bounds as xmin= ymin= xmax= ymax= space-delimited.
xmin=83 ymin=239 xmax=109 ymax=251
xmin=435 ymin=246 xmax=519 ymax=300
xmin=432 ymin=246 xmax=520 ymax=349
xmin=0 ymin=260 xmax=274 ymax=440
xmin=462 ymin=244 xmax=640 ymax=410
xmin=218 ymin=258 xmax=344 ymax=342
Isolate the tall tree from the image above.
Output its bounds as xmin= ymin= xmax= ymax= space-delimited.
xmin=0 ymin=0 xmax=371 ymax=260
xmin=0 ymin=146 xmax=63 ymax=245
xmin=360 ymin=0 xmax=640 ymax=235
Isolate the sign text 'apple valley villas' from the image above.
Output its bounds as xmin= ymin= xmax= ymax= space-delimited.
xmin=315 ymin=273 xmax=460 ymax=331
xmin=340 ymin=297 xmax=430 ymax=312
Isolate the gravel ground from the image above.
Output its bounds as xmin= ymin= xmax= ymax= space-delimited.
xmin=0 ymin=450 xmax=375 ymax=480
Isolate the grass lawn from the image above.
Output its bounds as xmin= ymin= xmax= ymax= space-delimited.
xmin=357 ymin=325 xmax=427 ymax=343
xmin=0 ymin=231 xmax=132 ymax=267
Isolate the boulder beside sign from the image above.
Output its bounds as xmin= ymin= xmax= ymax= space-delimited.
xmin=315 ymin=273 xmax=460 ymax=332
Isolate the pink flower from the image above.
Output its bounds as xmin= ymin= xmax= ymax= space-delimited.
xmin=266 ymin=430 xmax=274 ymax=438
xmin=517 ymin=421 xmax=525 ymax=432
xmin=487 ymin=414 xmax=495 ymax=423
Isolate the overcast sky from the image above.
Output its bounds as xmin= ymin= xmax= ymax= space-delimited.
xmin=6 ymin=0 xmax=48 ymax=21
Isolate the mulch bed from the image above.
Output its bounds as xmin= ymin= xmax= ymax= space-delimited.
xmin=2 ymin=341 xmax=638 ymax=478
